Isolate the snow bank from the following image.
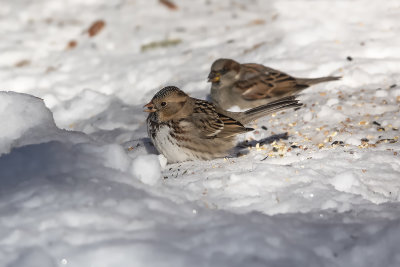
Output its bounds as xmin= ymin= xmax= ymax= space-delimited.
xmin=0 ymin=92 xmax=56 ymax=154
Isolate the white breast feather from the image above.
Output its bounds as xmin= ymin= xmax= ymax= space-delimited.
xmin=152 ymin=125 xmax=192 ymax=163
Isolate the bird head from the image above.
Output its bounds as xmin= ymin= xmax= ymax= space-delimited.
xmin=208 ymin=58 xmax=241 ymax=86
xmin=144 ymin=86 xmax=189 ymax=121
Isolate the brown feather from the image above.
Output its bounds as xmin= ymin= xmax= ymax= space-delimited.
xmin=146 ymin=86 xmax=302 ymax=163
xmin=209 ymin=59 xmax=340 ymax=109
xmin=236 ymin=64 xmax=302 ymax=100
xmin=191 ymin=99 xmax=250 ymax=138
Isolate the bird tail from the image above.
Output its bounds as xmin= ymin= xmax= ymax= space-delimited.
xmin=296 ymin=76 xmax=341 ymax=86
xmin=234 ymin=96 xmax=302 ymax=124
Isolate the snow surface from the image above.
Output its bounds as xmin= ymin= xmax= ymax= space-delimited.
xmin=1 ymin=0 xmax=400 ymax=266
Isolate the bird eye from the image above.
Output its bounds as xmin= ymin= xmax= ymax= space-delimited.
xmin=161 ymin=102 xmax=167 ymax=107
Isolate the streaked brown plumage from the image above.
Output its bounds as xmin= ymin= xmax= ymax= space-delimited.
xmin=145 ymin=86 xmax=302 ymax=163
xmin=209 ymin=58 xmax=340 ymax=109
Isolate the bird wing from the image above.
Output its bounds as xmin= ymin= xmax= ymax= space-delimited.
xmin=190 ymin=100 xmax=251 ymax=138
xmin=233 ymin=63 xmax=306 ymax=100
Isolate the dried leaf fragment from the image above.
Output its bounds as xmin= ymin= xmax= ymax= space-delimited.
xmin=243 ymin=42 xmax=265 ymax=54
xmin=141 ymin=38 xmax=182 ymax=52
xmin=88 ymin=20 xmax=105 ymax=37
xmin=66 ymin=40 xmax=77 ymax=49
xmin=15 ymin=59 xmax=30 ymax=67
xmin=159 ymin=0 xmax=178 ymax=10
xmin=248 ymin=19 xmax=266 ymax=26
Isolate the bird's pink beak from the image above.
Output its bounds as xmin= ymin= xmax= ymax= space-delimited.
xmin=143 ymin=102 xmax=157 ymax=112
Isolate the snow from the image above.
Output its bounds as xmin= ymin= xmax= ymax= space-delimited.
xmin=131 ymin=155 xmax=162 ymax=185
xmin=330 ymin=171 xmax=360 ymax=192
xmin=1 ymin=0 xmax=400 ymax=266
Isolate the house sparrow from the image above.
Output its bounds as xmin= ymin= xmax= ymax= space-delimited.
xmin=144 ymin=86 xmax=301 ymax=163
xmin=208 ymin=58 xmax=340 ymax=110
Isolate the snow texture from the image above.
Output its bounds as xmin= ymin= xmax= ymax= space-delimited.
xmin=1 ymin=0 xmax=400 ymax=266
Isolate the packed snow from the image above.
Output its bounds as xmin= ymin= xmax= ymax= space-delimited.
xmin=1 ymin=0 xmax=400 ymax=266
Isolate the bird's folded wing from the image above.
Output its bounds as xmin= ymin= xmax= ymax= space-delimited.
xmin=234 ymin=64 xmax=302 ymax=100
xmin=191 ymin=100 xmax=249 ymax=138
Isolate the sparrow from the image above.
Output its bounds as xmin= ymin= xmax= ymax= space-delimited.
xmin=208 ymin=58 xmax=340 ymax=110
xmin=144 ymin=86 xmax=302 ymax=163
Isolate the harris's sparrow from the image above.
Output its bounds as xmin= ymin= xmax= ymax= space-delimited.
xmin=145 ymin=86 xmax=302 ymax=163
xmin=208 ymin=58 xmax=340 ymax=110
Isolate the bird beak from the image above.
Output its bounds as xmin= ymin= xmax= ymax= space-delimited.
xmin=143 ymin=102 xmax=157 ymax=112
xmin=207 ymin=71 xmax=221 ymax=83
